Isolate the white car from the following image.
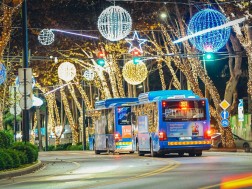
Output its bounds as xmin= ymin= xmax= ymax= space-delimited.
xmin=211 ymin=133 xmax=252 ymax=149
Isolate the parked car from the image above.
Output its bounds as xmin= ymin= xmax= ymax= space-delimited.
xmin=211 ymin=133 xmax=252 ymax=149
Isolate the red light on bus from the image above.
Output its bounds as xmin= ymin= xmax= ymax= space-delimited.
xmin=180 ymin=101 xmax=188 ymax=110
xmin=114 ymin=133 xmax=121 ymax=142
xmin=204 ymin=129 xmax=212 ymax=139
xmin=162 ymin=101 xmax=166 ymax=107
xmin=159 ymin=131 xmax=167 ymax=141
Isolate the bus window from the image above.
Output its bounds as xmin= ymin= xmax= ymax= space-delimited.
xmin=162 ymin=100 xmax=206 ymax=122
xmin=117 ymin=106 xmax=131 ymax=125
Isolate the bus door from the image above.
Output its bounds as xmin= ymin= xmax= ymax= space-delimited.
xmin=138 ymin=115 xmax=150 ymax=151
xmin=94 ymin=110 xmax=107 ymax=151
xmin=115 ymin=106 xmax=133 ymax=151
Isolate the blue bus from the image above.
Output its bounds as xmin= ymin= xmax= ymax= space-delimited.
xmin=90 ymin=97 xmax=138 ymax=154
xmin=131 ymin=90 xmax=211 ymax=157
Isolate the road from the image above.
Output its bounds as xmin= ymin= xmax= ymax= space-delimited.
xmin=0 ymin=151 xmax=252 ymax=189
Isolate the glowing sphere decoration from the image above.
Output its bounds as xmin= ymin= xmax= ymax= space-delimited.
xmin=122 ymin=60 xmax=147 ymax=85
xmin=58 ymin=62 xmax=76 ymax=82
xmin=98 ymin=6 xmax=132 ymax=41
xmin=187 ymin=9 xmax=231 ymax=52
xmin=0 ymin=63 xmax=6 ymax=85
xmin=38 ymin=29 xmax=55 ymax=45
xmin=83 ymin=69 xmax=95 ymax=81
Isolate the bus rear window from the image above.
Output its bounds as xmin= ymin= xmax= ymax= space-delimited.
xmin=117 ymin=106 xmax=131 ymax=125
xmin=162 ymin=100 xmax=206 ymax=122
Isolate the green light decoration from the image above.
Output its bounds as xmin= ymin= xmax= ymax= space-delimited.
xmin=96 ymin=59 xmax=105 ymax=67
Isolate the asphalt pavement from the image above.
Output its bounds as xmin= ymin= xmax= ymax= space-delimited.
xmin=0 ymin=148 xmax=251 ymax=180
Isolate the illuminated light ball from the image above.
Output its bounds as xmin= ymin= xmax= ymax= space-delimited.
xmin=58 ymin=62 xmax=76 ymax=82
xmin=38 ymin=29 xmax=55 ymax=45
xmin=98 ymin=6 xmax=132 ymax=41
xmin=0 ymin=63 xmax=6 ymax=85
xmin=122 ymin=60 xmax=147 ymax=85
xmin=83 ymin=69 xmax=95 ymax=81
xmin=187 ymin=9 xmax=231 ymax=52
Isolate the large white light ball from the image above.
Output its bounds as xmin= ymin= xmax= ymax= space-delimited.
xmin=58 ymin=62 xmax=76 ymax=82
xmin=98 ymin=6 xmax=132 ymax=41
xmin=122 ymin=60 xmax=147 ymax=85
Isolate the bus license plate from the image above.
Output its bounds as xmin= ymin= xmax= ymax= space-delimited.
xmin=179 ymin=137 xmax=192 ymax=140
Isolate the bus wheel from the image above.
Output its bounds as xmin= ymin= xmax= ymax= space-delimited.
xmin=195 ymin=151 xmax=202 ymax=157
xmin=106 ymin=140 xmax=110 ymax=154
xmin=178 ymin=152 xmax=184 ymax=157
xmin=137 ymin=142 xmax=144 ymax=156
xmin=94 ymin=142 xmax=100 ymax=154
xmin=150 ymin=141 xmax=157 ymax=157
xmin=189 ymin=152 xmax=195 ymax=157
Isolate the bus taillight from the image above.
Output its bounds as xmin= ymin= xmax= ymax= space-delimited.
xmin=114 ymin=133 xmax=121 ymax=142
xmin=162 ymin=101 xmax=166 ymax=107
xmin=204 ymin=129 xmax=212 ymax=139
xmin=159 ymin=131 xmax=167 ymax=141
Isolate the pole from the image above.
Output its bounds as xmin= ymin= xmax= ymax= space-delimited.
xmin=45 ymin=101 xmax=48 ymax=151
xmin=203 ymin=55 xmax=207 ymax=98
xmin=22 ymin=0 xmax=29 ymax=143
xmin=82 ymin=80 xmax=86 ymax=150
xmin=14 ymin=86 xmax=17 ymax=142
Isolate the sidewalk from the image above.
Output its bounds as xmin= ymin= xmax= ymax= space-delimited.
xmin=0 ymin=160 xmax=43 ymax=180
xmin=209 ymin=147 xmax=250 ymax=153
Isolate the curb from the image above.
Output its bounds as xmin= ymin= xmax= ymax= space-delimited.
xmin=0 ymin=160 xmax=44 ymax=180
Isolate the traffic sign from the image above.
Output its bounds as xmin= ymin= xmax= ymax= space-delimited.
xmin=238 ymin=99 xmax=243 ymax=107
xmin=9 ymin=104 xmax=22 ymax=115
xmin=219 ymin=100 xmax=230 ymax=110
xmin=221 ymin=110 xmax=229 ymax=119
xmin=19 ymin=96 xmax=33 ymax=110
xmin=221 ymin=119 xmax=229 ymax=127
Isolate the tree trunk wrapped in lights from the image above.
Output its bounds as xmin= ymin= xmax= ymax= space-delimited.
xmin=157 ymin=59 xmax=166 ymax=90
xmin=67 ymin=83 xmax=84 ymax=143
xmin=0 ymin=1 xmax=22 ymax=130
xmin=74 ymin=81 xmax=92 ymax=110
xmin=36 ymin=83 xmax=64 ymax=146
xmin=59 ymin=80 xmax=78 ymax=145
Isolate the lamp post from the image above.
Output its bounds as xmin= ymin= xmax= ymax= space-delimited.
xmin=22 ymin=0 xmax=30 ymax=143
xmin=82 ymin=74 xmax=86 ymax=150
xmin=203 ymin=53 xmax=213 ymax=99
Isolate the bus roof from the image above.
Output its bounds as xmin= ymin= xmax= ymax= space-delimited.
xmin=95 ymin=97 xmax=138 ymax=109
xmin=138 ymin=90 xmax=199 ymax=103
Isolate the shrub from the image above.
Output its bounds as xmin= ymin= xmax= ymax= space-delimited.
xmin=0 ymin=130 xmax=14 ymax=149
xmin=12 ymin=143 xmax=38 ymax=163
xmin=16 ymin=151 xmax=28 ymax=164
xmin=67 ymin=145 xmax=83 ymax=151
xmin=0 ymin=150 xmax=14 ymax=169
xmin=45 ymin=145 xmax=55 ymax=151
xmin=5 ymin=149 xmax=21 ymax=168
xmin=0 ymin=156 xmax=6 ymax=170
xmin=55 ymin=143 xmax=72 ymax=151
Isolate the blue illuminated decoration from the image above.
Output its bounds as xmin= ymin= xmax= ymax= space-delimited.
xmin=0 ymin=63 xmax=6 ymax=85
xmin=187 ymin=9 xmax=231 ymax=52
xmin=125 ymin=31 xmax=147 ymax=53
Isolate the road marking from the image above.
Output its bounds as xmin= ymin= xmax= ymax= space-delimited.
xmin=87 ymin=159 xmax=180 ymax=188
xmin=199 ymin=175 xmax=252 ymax=189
